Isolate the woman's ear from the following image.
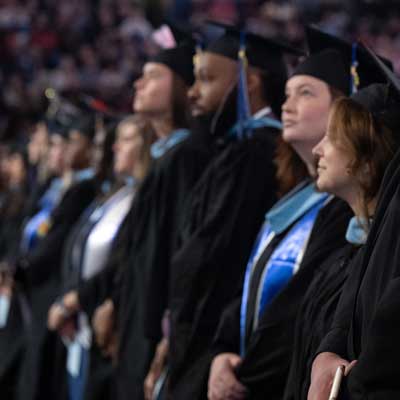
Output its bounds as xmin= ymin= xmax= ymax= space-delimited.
xmin=362 ymin=162 xmax=370 ymax=176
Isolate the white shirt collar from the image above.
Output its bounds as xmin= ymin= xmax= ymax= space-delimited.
xmin=252 ymin=107 xmax=272 ymax=120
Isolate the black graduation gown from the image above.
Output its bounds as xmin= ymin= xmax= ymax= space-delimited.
xmin=283 ymin=243 xmax=359 ymax=400
xmin=73 ymin=195 xmax=138 ymax=318
xmin=115 ymin=132 xmax=214 ymax=400
xmin=212 ymin=197 xmax=352 ymax=400
xmin=317 ymin=149 xmax=400 ymax=400
xmin=0 ymin=293 xmax=26 ymax=400
xmin=0 ymin=185 xmax=28 ymax=260
xmin=15 ymin=178 xmax=97 ymax=400
xmin=59 ymin=188 xmax=135 ymax=400
xmin=167 ymin=126 xmax=280 ymax=400
xmin=0 ymin=177 xmax=53 ymax=400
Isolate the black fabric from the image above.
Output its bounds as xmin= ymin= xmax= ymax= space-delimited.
xmin=317 ymin=148 xmax=400 ymax=399
xmin=58 ymin=190 xmax=128 ymax=400
xmin=150 ymin=43 xmax=195 ymax=86
xmin=0 ymin=184 xmax=28 ymax=260
xmin=14 ymin=178 xmax=97 ymax=400
xmin=292 ymin=49 xmax=350 ymax=95
xmin=349 ymin=45 xmax=400 ymax=135
xmin=115 ymin=131 xmax=215 ymax=400
xmin=69 ymin=114 xmax=96 ymax=141
xmin=83 ymin=345 xmax=116 ymax=400
xmin=0 ymin=177 xmax=54 ymax=399
xmin=140 ymin=97 xmax=237 ymax=344
xmin=212 ymin=198 xmax=352 ymax=400
xmin=283 ymin=244 xmax=359 ymax=400
xmin=305 ymin=25 xmax=393 ymax=90
xmin=0 ymin=294 xmax=25 ymax=400
xmin=243 ymin=234 xmax=283 ymax=346
xmin=167 ymin=125 xmax=280 ymax=400
xmin=206 ymin=21 xmax=302 ymax=73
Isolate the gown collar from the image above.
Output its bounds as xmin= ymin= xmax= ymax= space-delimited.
xmin=151 ymin=129 xmax=190 ymax=159
xmin=252 ymin=107 xmax=272 ymax=120
xmin=72 ymin=168 xmax=95 ymax=183
xmin=345 ymin=216 xmax=370 ymax=245
xmin=266 ymin=180 xmax=330 ymax=235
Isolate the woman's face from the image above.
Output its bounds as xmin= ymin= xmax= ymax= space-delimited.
xmin=282 ymin=75 xmax=333 ymax=165
xmin=133 ymin=62 xmax=174 ymax=116
xmin=113 ymin=123 xmax=143 ymax=176
xmin=313 ymin=121 xmax=357 ymax=201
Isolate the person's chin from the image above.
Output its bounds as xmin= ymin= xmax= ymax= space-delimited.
xmin=190 ymin=106 xmax=204 ymax=117
xmin=133 ymin=100 xmax=145 ymax=113
xmin=316 ymin=180 xmax=330 ymax=193
xmin=282 ymin=128 xmax=300 ymax=143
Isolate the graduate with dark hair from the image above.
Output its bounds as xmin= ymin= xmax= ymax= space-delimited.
xmin=308 ymin=46 xmax=400 ymax=400
xmin=4 ymin=108 xmax=100 ymax=400
xmin=114 ymin=31 xmax=219 ymax=400
xmin=45 ymin=115 xmax=156 ymax=400
xmin=40 ymin=25 xmax=215 ymax=400
xmin=152 ymin=23 xmax=303 ymax=400
xmin=206 ymin=30 xmax=360 ymax=400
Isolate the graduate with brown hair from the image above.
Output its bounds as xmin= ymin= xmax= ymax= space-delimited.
xmin=281 ymin=31 xmax=396 ymax=400
xmin=308 ymin=46 xmax=400 ymax=400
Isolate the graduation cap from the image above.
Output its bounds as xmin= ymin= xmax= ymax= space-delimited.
xmin=45 ymin=88 xmax=80 ymax=138
xmin=78 ymin=94 xmax=127 ymax=132
xmin=68 ymin=114 xmax=96 ymax=141
xmin=293 ymin=25 xmax=394 ymax=95
xmin=350 ymin=43 xmax=400 ymax=134
xmin=203 ymin=21 xmax=302 ymax=139
xmin=149 ymin=24 xmax=196 ymax=86
xmin=44 ymin=89 xmax=98 ymax=140
xmin=205 ymin=20 xmax=303 ymax=74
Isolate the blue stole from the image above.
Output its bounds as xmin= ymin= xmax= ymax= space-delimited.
xmin=73 ymin=168 xmax=94 ymax=182
xmin=151 ymin=129 xmax=190 ymax=159
xmin=21 ymin=177 xmax=63 ymax=252
xmin=240 ymin=183 xmax=329 ymax=355
xmin=345 ymin=216 xmax=369 ymax=245
xmin=229 ymin=116 xmax=282 ymax=139
xmin=21 ymin=169 xmax=94 ymax=252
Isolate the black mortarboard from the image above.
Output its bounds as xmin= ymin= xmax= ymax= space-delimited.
xmin=293 ymin=25 xmax=394 ymax=95
xmin=292 ymin=49 xmax=350 ymax=94
xmin=68 ymin=114 xmax=96 ymax=141
xmin=150 ymin=24 xmax=195 ymax=86
xmin=45 ymin=89 xmax=96 ymax=140
xmin=350 ymin=43 xmax=400 ymax=134
xmin=78 ymin=94 xmax=127 ymax=129
xmin=45 ymin=89 xmax=80 ymax=138
xmin=205 ymin=20 xmax=303 ymax=75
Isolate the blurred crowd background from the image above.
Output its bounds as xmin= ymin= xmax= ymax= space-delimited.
xmin=1 ymin=0 xmax=400 ymax=145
